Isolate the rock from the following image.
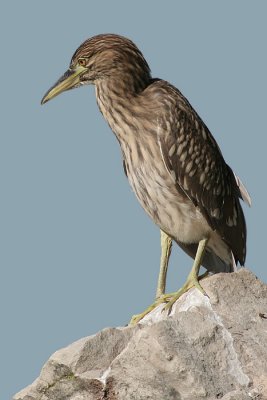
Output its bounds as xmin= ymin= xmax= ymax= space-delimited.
xmin=13 ymin=269 xmax=267 ymax=400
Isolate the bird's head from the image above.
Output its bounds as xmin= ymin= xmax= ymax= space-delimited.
xmin=41 ymin=34 xmax=151 ymax=105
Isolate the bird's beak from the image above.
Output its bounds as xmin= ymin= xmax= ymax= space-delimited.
xmin=41 ymin=65 xmax=87 ymax=105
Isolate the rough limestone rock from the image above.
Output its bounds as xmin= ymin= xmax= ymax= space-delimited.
xmin=14 ymin=269 xmax=267 ymax=400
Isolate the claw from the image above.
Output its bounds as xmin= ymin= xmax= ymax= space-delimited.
xmin=129 ymin=238 xmax=210 ymax=325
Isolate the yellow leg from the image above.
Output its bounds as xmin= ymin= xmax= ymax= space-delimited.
xmin=129 ymin=237 xmax=209 ymax=325
xmin=156 ymin=230 xmax=172 ymax=298
xmin=129 ymin=230 xmax=172 ymax=325
xmin=163 ymin=237 xmax=209 ymax=312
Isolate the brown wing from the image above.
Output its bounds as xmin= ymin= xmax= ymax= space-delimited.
xmin=157 ymin=106 xmax=247 ymax=265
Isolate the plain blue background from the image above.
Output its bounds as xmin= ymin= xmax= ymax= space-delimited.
xmin=1 ymin=1 xmax=266 ymax=399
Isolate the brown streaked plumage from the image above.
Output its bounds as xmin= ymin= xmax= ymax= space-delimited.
xmin=41 ymin=34 xmax=250 ymax=322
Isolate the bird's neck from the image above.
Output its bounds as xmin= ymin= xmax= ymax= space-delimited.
xmin=95 ymin=76 xmax=149 ymax=141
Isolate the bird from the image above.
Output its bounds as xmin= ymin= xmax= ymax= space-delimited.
xmin=41 ymin=33 xmax=251 ymax=324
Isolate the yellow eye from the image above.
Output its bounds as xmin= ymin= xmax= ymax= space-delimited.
xmin=78 ymin=58 xmax=87 ymax=67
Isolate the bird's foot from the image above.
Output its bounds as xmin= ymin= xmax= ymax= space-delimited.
xmin=163 ymin=271 xmax=209 ymax=314
xmin=129 ymin=294 xmax=174 ymax=325
xmin=129 ymin=271 xmax=209 ymax=325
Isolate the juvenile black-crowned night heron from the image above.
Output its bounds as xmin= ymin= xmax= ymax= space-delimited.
xmin=41 ymin=34 xmax=251 ymax=324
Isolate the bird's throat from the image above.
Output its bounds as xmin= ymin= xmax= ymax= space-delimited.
xmin=95 ymin=78 xmax=141 ymax=142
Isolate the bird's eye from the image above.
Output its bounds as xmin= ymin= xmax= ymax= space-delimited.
xmin=78 ymin=58 xmax=87 ymax=67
